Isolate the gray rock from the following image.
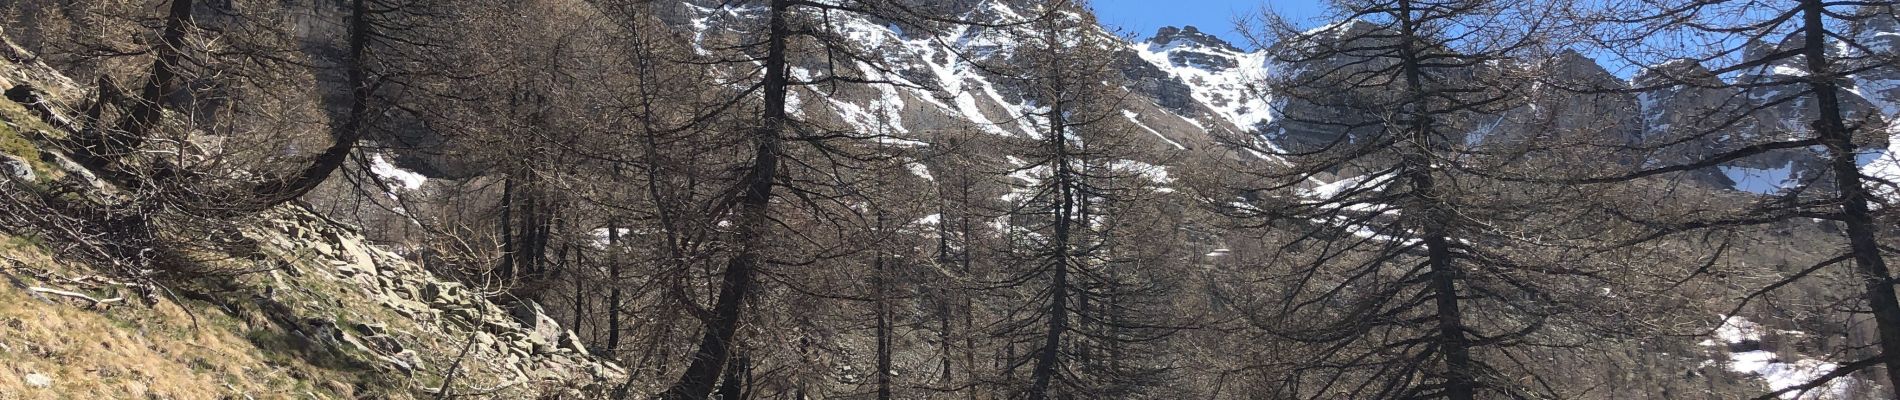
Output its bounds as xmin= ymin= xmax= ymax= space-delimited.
xmin=446 ymin=307 xmax=480 ymax=322
xmin=364 ymin=334 xmax=404 ymax=354
xmin=398 ymin=284 xmax=423 ymax=301
xmin=353 ymin=322 xmax=388 ymax=336
xmin=560 ymin=330 xmax=590 ymax=357
xmin=420 ymin=283 xmax=443 ymax=302
xmin=1 ymin=155 xmax=33 ymax=182
xmin=23 ymin=372 xmax=51 ymax=388
xmin=312 ymin=243 xmax=338 ymax=258
xmin=334 ymin=260 xmax=366 ymax=276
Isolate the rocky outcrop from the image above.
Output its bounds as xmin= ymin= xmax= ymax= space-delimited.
xmin=1120 ymin=49 xmax=1201 ymax=115
xmin=1150 ymin=26 xmax=1242 ymax=69
xmin=239 ymin=207 xmax=625 ymax=397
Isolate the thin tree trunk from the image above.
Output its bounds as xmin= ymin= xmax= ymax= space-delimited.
xmin=528 ymin=192 xmax=552 ymax=277
xmin=657 ymin=0 xmax=789 ymax=397
xmin=514 ymin=180 xmax=532 ymax=281
xmin=607 ymin=220 xmax=625 ymax=354
xmin=1394 ymin=1 xmax=1474 ymax=398
xmin=573 ymin=244 xmax=588 ymax=346
xmin=960 ymin=180 xmax=978 ymax=400
xmin=939 ymin=286 xmax=953 ymax=384
xmin=876 ymin=212 xmax=894 ymax=400
xmin=934 ymin=185 xmax=956 ymax=385
xmin=1108 ymin=294 xmax=1123 ymax=372
xmin=1076 ymin=281 xmax=1090 ymax=366
xmin=1800 ymin=0 xmax=1900 ymax=394
xmin=1028 ymin=88 xmax=1072 ymax=400
xmin=562 ymin=233 xmax=579 ymax=338
xmin=499 ymin=177 xmax=516 ymax=285
xmin=524 ymin=195 xmax=540 ymax=277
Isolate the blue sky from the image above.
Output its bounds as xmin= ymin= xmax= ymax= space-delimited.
xmin=1090 ymin=0 xmax=1326 ymax=48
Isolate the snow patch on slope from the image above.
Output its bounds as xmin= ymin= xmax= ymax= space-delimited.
xmin=1864 ymin=135 xmax=1900 ymax=204
xmin=1111 ymin=159 xmax=1175 ymax=193
xmin=1131 ymin=40 xmax=1274 ymax=132
xmin=1123 ymin=110 xmax=1188 ymax=150
xmin=907 ymin=162 xmax=934 ymax=181
xmin=1701 ymin=316 xmax=1862 ymax=399
xmin=370 ymin=154 xmax=426 ymax=191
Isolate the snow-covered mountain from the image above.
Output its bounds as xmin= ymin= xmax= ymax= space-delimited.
xmin=653 ymin=0 xmax=1896 ymax=197
xmin=652 ymin=0 xmax=1279 ymax=168
xmin=1130 ymin=25 xmax=1273 ymax=134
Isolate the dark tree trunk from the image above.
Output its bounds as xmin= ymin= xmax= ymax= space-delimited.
xmin=607 ymin=220 xmax=624 ymax=355
xmin=83 ymin=0 xmax=192 ymax=164
xmin=571 ymin=243 xmax=588 ymax=346
xmin=717 ymin=353 xmax=749 ymax=400
xmin=1076 ymin=284 xmax=1090 ymax=366
xmin=934 ymin=187 xmax=956 ymax=385
xmin=520 ymin=192 xmax=537 ymax=278
xmin=521 ymin=189 xmax=547 ymax=277
xmin=1395 ymin=0 xmax=1474 ymax=397
xmin=1028 ymin=89 xmax=1072 ymax=400
xmin=251 ymin=0 xmax=371 ymax=207
xmin=499 ymin=177 xmax=516 ymax=284
xmin=657 ymin=0 xmax=789 ymax=397
xmin=1423 ymin=207 xmax=1474 ymax=400
xmin=534 ymin=204 xmax=552 ymax=276
xmin=960 ymin=183 xmax=978 ymax=400
xmin=506 ymin=178 xmax=549 ymax=283
xmin=1799 ymin=0 xmax=1900 ymax=395
xmin=1108 ymin=294 xmax=1123 ymax=372
xmin=876 ymin=213 xmax=894 ymax=400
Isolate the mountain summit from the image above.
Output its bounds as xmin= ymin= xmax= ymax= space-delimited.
xmin=1149 ymin=25 xmax=1242 ymax=52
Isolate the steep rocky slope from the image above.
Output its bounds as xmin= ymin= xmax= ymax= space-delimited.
xmin=0 ymin=30 xmax=621 ymax=399
xmin=0 ymin=210 xmax=623 ymax=399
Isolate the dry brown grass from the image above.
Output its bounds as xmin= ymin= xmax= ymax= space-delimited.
xmin=0 ymin=235 xmax=360 ymax=400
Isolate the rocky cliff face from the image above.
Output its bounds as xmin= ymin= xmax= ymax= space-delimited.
xmin=1250 ymin=15 xmax=1898 ymax=193
xmin=1130 ymin=25 xmax=1274 ymax=136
